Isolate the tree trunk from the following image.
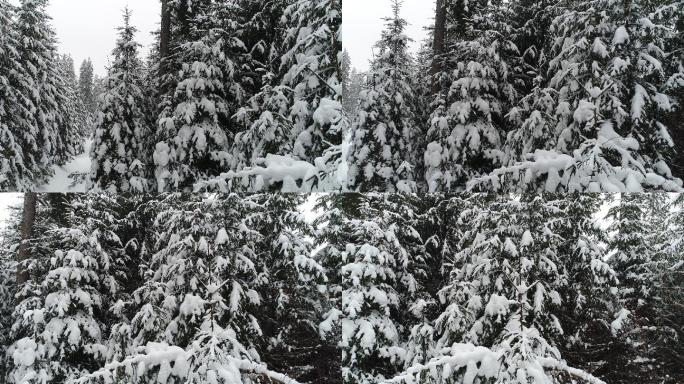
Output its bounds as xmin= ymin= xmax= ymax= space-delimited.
xmin=431 ymin=0 xmax=447 ymax=94
xmin=160 ymin=0 xmax=171 ymax=58
xmin=16 ymin=193 xmax=37 ymax=286
xmin=160 ymin=0 xmax=171 ymax=75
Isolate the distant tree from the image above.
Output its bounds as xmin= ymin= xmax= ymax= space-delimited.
xmin=78 ymin=59 xmax=97 ymax=116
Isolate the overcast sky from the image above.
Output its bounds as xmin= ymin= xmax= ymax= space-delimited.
xmin=344 ymin=0 xmax=434 ymax=72
xmin=44 ymin=0 xmax=160 ymax=77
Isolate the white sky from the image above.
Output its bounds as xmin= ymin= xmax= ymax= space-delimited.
xmin=343 ymin=0 xmax=434 ymax=72
xmin=33 ymin=0 xmax=160 ymax=77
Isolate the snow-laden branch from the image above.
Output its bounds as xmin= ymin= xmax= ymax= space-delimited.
xmin=382 ymin=342 xmax=606 ymax=384
xmin=537 ymin=357 xmax=606 ymax=384
xmin=70 ymin=342 xmax=302 ymax=384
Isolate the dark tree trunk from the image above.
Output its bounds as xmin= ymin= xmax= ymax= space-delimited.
xmin=16 ymin=193 xmax=37 ymax=286
xmin=160 ymin=0 xmax=172 ymax=80
xmin=431 ymin=0 xmax=447 ymax=94
xmin=160 ymin=0 xmax=171 ymax=59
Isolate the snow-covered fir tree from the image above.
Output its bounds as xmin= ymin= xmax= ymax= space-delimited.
xmin=7 ymin=195 xmax=125 ymax=383
xmin=335 ymin=193 xmax=427 ymax=384
xmin=57 ymin=55 xmax=87 ymax=157
xmin=15 ymin=0 xmax=73 ymax=170
xmin=89 ymin=9 xmax=150 ymax=193
xmin=0 ymin=201 xmax=22 ymax=380
xmin=154 ymin=1 xmax=246 ymax=192
xmin=78 ymin=59 xmax=97 ymax=120
xmin=423 ymin=0 xmax=517 ymax=192
xmin=0 ymin=0 xmax=32 ymax=191
xmin=606 ymin=193 xmax=683 ymax=383
xmin=246 ymin=194 xmax=331 ymax=382
xmin=229 ymin=0 xmax=296 ymax=175
xmin=551 ymin=194 xmax=620 ymax=378
xmin=67 ymin=193 xmax=336 ymax=384
xmin=282 ymin=0 xmax=342 ymax=164
xmin=383 ymin=195 xmax=609 ymax=384
xmin=347 ymin=0 xmax=417 ymax=193
xmin=474 ymin=0 xmax=684 ymax=192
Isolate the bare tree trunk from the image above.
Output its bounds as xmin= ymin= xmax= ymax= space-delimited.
xmin=160 ymin=0 xmax=171 ymax=59
xmin=16 ymin=193 xmax=37 ymax=286
xmin=160 ymin=0 xmax=172 ymax=82
xmin=431 ymin=0 xmax=447 ymax=94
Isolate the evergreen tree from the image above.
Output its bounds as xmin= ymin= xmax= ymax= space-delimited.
xmin=89 ymin=9 xmax=150 ymax=193
xmin=0 ymin=202 xmax=22 ymax=380
xmin=423 ymin=0 xmax=516 ymax=192
xmin=15 ymin=0 xmax=71 ymax=170
xmin=230 ymin=0 xmax=294 ymax=176
xmin=314 ymin=194 xmax=366 ymax=383
xmin=347 ymin=0 xmax=417 ymax=193
xmin=476 ymin=0 xmax=684 ymax=192
xmin=341 ymin=50 xmax=353 ymax=117
xmin=606 ymin=194 xmax=682 ymax=383
xmin=82 ymin=194 xmax=305 ymax=383
xmin=154 ymin=1 xmax=245 ymax=192
xmin=78 ymin=59 xmax=97 ymax=118
xmin=551 ymin=194 xmax=620 ymax=378
xmin=246 ymin=194 xmax=330 ymax=383
xmin=386 ymin=195 xmax=606 ymax=383
xmin=0 ymin=0 xmax=33 ymax=191
xmin=8 ymin=195 xmax=125 ymax=383
xmin=58 ymin=55 xmax=87 ymax=156
xmin=281 ymin=0 xmax=343 ymax=170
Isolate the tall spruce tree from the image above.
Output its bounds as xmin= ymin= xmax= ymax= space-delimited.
xmin=78 ymin=59 xmax=97 ymax=118
xmin=475 ymin=0 xmax=684 ymax=192
xmin=281 ymin=0 xmax=343 ymax=172
xmin=8 ymin=195 xmax=125 ymax=383
xmin=385 ymin=195 xmax=606 ymax=383
xmin=347 ymin=0 xmax=417 ymax=193
xmin=423 ymin=0 xmax=516 ymax=192
xmin=15 ymin=0 xmax=71 ymax=170
xmin=57 ymin=55 xmax=87 ymax=156
xmin=607 ymin=194 xmax=683 ymax=384
xmin=89 ymin=9 xmax=150 ymax=193
xmin=0 ymin=0 xmax=33 ymax=191
xmin=154 ymin=1 xmax=245 ymax=192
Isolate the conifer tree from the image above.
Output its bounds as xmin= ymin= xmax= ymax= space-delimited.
xmin=230 ymin=0 xmax=294 ymax=175
xmin=0 ymin=0 xmax=33 ymax=191
xmin=15 ymin=0 xmax=71 ymax=170
xmin=476 ymin=0 xmax=684 ymax=192
xmin=550 ymin=194 xmax=620 ymax=377
xmin=82 ymin=194 xmax=302 ymax=383
xmin=0 ymin=202 xmax=22 ymax=380
xmin=606 ymin=194 xmax=682 ymax=383
xmin=341 ymin=50 xmax=353 ymax=117
xmin=423 ymin=0 xmax=516 ymax=192
xmin=78 ymin=59 xmax=97 ymax=118
xmin=8 ymin=195 xmax=125 ymax=383
xmin=387 ymin=195 xmax=606 ymax=383
xmin=89 ymin=9 xmax=150 ymax=193
xmin=246 ymin=194 xmax=331 ymax=382
xmin=154 ymin=1 xmax=245 ymax=192
xmin=347 ymin=0 xmax=417 ymax=193
xmin=58 ymin=55 xmax=87 ymax=156
xmin=282 ymin=0 xmax=343 ymax=169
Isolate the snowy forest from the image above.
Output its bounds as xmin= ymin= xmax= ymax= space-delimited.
xmin=345 ymin=0 xmax=684 ymax=193
xmin=0 ymin=0 xmax=342 ymax=193
xmin=0 ymin=193 xmax=682 ymax=384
